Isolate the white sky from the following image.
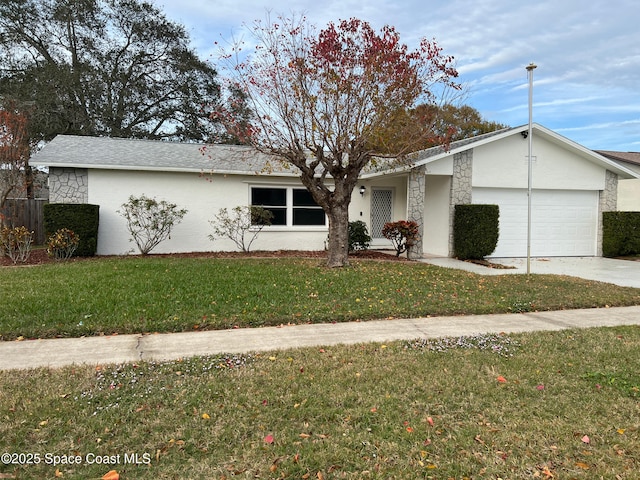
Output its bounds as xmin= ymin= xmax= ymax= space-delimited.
xmin=159 ymin=0 xmax=640 ymax=151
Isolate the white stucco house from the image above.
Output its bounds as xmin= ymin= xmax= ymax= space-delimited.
xmin=31 ymin=123 xmax=639 ymax=258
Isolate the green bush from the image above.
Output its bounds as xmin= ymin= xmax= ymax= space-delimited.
xmin=43 ymin=204 xmax=100 ymax=256
xmin=209 ymin=205 xmax=273 ymax=252
xmin=454 ymin=204 xmax=499 ymax=260
xmin=118 ymin=195 xmax=187 ymax=255
xmin=348 ymin=220 xmax=371 ymax=252
xmin=603 ymin=211 xmax=640 ymax=257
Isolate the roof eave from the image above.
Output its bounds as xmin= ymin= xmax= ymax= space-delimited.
xmin=30 ymin=161 xmax=302 ymax=177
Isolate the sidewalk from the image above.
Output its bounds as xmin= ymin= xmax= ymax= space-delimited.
xmin=2 ymin=306 xmax=640 ymax=370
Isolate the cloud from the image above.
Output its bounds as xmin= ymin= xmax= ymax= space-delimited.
xmin=157 ymin=0 xmax=640 ymax=150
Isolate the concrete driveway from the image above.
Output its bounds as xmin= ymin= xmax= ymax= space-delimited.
xmin=421 ymin=256 xmax=640 ymax=288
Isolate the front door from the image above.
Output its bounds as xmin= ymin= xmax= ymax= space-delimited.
xmin=370 ymin=188 xmax=393 ymax=239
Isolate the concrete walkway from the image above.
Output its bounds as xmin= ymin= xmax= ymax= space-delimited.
xmin=2 ymin=306 xmax=640 ymax=370
xmin=421 ymin=256 xmax=640 ymax=288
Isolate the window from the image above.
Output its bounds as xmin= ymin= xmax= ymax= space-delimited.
xmin=251 ymin=186 xmax=326 ymax=227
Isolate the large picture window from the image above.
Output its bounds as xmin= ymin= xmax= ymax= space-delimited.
xmin=251 ymin=186 xmax=326 ymax=227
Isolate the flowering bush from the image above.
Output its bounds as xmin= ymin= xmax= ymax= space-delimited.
xmin=0 ymin=226 xmax=33 ymax=264
xmin=47 ymin=228 xmax=80 ymax=260
xmin=382 ymin=220 xmax=419 ymax=257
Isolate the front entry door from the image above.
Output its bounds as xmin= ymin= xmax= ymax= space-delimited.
xmin=370 ymin=188 xmax=392 ymax=238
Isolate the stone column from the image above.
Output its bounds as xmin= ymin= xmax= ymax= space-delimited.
xmin=407 ymin=165 xmax=426 ymax=259
xmin=597 ymin=170 xmax=618 ymax=256
xmin=449 ymin=150 xmax=473 ymax=256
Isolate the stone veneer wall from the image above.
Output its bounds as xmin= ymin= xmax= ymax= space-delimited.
xmin=49 ymin=167 xmax=88 ymax=204
xmin=449 ymin=150 xmax=473 ymax=255
xmin=597 ymin=170 xmax=618 ymax=256
xmin=407 ymin=165 xmax=426 ymax=259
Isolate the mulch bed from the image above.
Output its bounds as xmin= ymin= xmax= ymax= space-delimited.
xmin=1 ymin=248 xmax=410 ymax=267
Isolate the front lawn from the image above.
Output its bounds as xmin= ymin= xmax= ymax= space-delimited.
xmin=1 ymin=326 xmax=639 ymax=479
xmin=2 ymin=256 xmax=640 ymax=340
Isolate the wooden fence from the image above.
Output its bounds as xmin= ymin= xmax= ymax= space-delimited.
xmin=1 ymin=199 xmax=49 ymax=244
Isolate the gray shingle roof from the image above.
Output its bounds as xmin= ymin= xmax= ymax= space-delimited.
xmin=31 ymin=135 xmax=299 ymax=175
xmin=595 ymin=150 xmax=640 ymax=166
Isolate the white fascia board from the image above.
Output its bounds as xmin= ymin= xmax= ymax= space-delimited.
xmin=29 ymin=162 xmax=303 ymax=177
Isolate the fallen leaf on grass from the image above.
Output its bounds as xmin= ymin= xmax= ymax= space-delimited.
xmin=101 ymin=471 xmax=119 ymax=480
xmin=575 ymin=461 xmax=590 ymax=470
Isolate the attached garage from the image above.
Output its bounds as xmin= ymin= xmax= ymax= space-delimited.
xmin=394 ymin=124 xmax=640 ymax=259
xmin=473 ymin=188 xmax=598 ymax=257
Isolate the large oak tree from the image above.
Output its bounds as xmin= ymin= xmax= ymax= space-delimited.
xmin=0 ymin=0 xmax=221 ymax=141
xmin=214 ymin=16 xmax=461 ymax=267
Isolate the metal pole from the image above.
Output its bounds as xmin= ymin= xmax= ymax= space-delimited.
xmin=526 ymin=62 xmax=536 ymax=275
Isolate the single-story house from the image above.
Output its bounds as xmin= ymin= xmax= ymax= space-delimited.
xmin=31 ymin=123 xmax=639 ymax=258
xmin=594 ymin=150 xmax=640 ymax=211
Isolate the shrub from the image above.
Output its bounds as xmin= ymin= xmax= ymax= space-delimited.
xmin=0 ymin=226 xmax=33 ymax=264
xmin=603 ymin=211 xmax=640 ymax=257
xmin=453 ymin=204 xmax=499 ymax=260
xmin=46 ymin=228 xmax=80 ymax=260
xmin=118 ymin=195 xmax=188 ymax=255
xmin=348 ymin=220 xmax=371 ymax=252
xmin=382 ymin=220 xmax=419 ymax=257
xmin=43 ymin=204 xmax=100 ymax=256
xmin=209 ymin=206 xmax=273 ymax=252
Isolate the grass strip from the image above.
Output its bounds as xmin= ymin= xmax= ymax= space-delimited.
xmin=0 ymin=326 xmax=638 ymax=478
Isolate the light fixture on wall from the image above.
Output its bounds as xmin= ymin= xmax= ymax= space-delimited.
xmin=359 ymin=185 xmax=366 ymax=196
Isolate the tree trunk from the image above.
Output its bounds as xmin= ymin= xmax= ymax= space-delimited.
xmin=326 ymin=206 xmax=350 ymax=268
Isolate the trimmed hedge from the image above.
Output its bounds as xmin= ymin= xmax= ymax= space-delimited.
xmin=43 ymin=204 xmax=100 ymax=256
xmin=603 ymin=211 xmax=640 ymax=257
xmin=454 ymin=204 xmax=499 ymax=260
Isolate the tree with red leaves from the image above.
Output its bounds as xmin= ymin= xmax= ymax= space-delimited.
xmin=214 ymin=16 xmax=461 ymax=267
xmin=0 ymin=105 xmax=33 ymax=222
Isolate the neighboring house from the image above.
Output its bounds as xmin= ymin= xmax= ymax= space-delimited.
xmin=31 ymin=123 xmax=639 ymax=258
xmin=594 ymin=150 xmax=640 ymax=211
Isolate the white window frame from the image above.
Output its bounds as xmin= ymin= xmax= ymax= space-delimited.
xmin=249 ymin=185 xmax=327 ymax=230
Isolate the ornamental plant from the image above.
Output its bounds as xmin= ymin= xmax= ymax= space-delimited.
xmin=209 ymin=206 xmax=273 ymax=252
xmin=118 ymin=195 xmax=188 ymax=255
xmin=348 ymin=220 xmax=371 ymax=252
xmin=46 ymin=228 xmax=79 ymax=260
xmin=0 ymin=225 xmax=33 ymax=264
xmin=382 ymin=220 xmax=419 ymax=257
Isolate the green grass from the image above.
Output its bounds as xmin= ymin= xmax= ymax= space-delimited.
xmin=2 ymin=256 xmax=640 ymax=339
xmin=1 ymin=326 xmax=639 ymax=479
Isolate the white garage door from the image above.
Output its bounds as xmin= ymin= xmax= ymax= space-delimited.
xmin=472 ymin=188 xmax=598 ymax=257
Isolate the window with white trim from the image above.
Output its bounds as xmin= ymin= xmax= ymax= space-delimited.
xmin=251 ymin=186 xmax=326 ymax=227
